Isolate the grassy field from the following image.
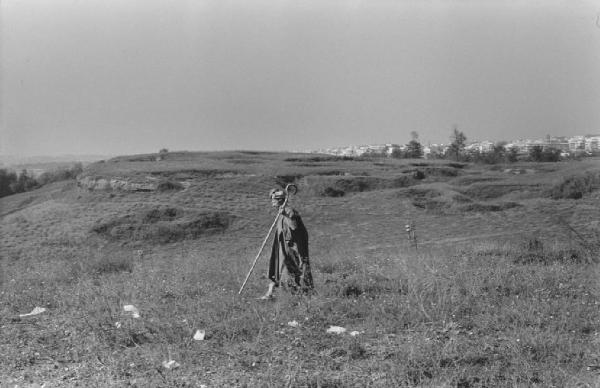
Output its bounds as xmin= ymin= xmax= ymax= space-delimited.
xmin=1 ymin=152 xmax=599 ymax=387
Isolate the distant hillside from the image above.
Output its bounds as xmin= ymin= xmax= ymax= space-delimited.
xmin=0 ymin=154 xmax=112 ymax=168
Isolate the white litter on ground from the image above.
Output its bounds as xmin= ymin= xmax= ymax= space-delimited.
xmin=287 ymin=320 xmax=299 ymax=327
xmin=162 ymin=360 xmax=181 ymax=369
xmin=19 ymin=307 xmax=46 ymax=318
xmin=349 ymin=331 xmax=362 ymax=336
xmin=123 ymin=305 xmax=140 ymax=319
xmin=115 ymin=322 xmax=122 ymax=329
xmin=326 ymin=326 xmax=347 ymax=334
xmin=193 ymin=329 xmax=206 ymax=341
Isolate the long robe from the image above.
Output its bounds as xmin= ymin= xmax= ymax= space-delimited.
xmin=268 ymin=206 xmax=313 ymax=290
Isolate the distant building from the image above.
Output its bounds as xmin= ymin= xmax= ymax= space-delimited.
xmin=465 ymin=141 xmax=494 ymax=153
xmin=585 ymin=136 xmax=600 ymax=152
xmin=569 ymin=136 xmax=586 ymax=151
xmin=385 ymin=143 xmax=401 ymax=156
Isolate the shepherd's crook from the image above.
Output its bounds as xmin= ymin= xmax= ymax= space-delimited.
xmin=238 ymin=184 xmax=295 ymax=295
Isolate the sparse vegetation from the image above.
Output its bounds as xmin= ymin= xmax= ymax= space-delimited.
xmin=0 ymin=163 xmax=83 ymax=198
xmin=1 ymin=151 xmax=599 ymax=387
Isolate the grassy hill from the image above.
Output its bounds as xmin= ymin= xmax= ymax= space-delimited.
xmin=1 ymin=151 xmax=599 ymax=387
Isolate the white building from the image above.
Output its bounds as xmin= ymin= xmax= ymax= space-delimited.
xmin=569 ymin=136 xmax=586 ymax=151
xmin=585 ymin=136 xmax=600 ymax=152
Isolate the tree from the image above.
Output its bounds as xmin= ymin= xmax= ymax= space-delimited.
xmin=506 ymin=146 xmax=519 ymax=163
xmin=390 ymin=148 xmax=403 ymax=159
xmin=529 ymin=146 xmax=561 ymax=162
xmin=405 ymin=140 xmax=423 ymax=159
xmin=0 ymin=169 xmax=17 ymax=198
xmin=10 ymin=169 xmax=38 ymax=193
xmin=410 ymin=131 xmax=419 ymax=141
xmin=448 ymin=127 xmax=467 ymax=161
xmin=529 ymin=145 xmax=544 ymax=162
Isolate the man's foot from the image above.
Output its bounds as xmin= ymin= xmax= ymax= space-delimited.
xmin=257 ymin=282 xmax=275 ymax=300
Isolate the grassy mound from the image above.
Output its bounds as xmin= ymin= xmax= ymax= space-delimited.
xmin=91 ymin=206 xmax=231 ymax=244
xmin=303 ymin=175 xmax=414 ymax=197
xmin=460 ymin=183 xmax=541 ymax=200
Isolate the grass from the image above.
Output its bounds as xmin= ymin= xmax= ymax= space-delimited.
xmin=1 ymin=153 xmax=599 ymax=387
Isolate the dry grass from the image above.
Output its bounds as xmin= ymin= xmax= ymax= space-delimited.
xmin=1 ymin=153 xmax=599 ymax=387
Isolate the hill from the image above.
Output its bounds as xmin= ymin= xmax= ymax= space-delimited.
xmin=1 ymin=151 xmax=599 ymax=386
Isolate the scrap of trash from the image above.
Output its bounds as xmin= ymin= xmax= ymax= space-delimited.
xmin=19 ymin=307 xmax=46 ymax=318
xmin=326 ymin=326 xmax=363 ymax=336
xmin=123 ymin=304 xmax=140 ymax=319
xmin=326 ymin=326 xmax=347 ymax=334
xmin=193 ymin=329 xmax=205 ymax=341
xmin=162 ymin=359 xmax=180 ymax=369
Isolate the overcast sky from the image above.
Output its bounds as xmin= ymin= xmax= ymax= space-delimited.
xmin=1 ymin=0 xmax=599 ymax=156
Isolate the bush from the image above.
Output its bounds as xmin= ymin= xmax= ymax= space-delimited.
xmin=548 ymin=171 xmax=600 ymax=199
xmin=37 ymin=163 xmax=83 ymax=186
xmin=0 ymin=169 xmax=40 ymax=198
xmin=156 ymin=180 xmax=184 ymax=192
xmin=529 ymin=146 xmax=562 ymax=162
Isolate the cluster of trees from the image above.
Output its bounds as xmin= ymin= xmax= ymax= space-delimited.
xmin=0 ymin=163 xmax=83 ymax=198
xmin=389 ymin=127 xmax=568 ymax=164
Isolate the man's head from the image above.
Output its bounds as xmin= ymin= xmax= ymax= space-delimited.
xmin=269 ymin=188 xmax=286 ymax=207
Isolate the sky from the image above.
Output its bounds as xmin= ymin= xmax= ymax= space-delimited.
xmin=1 ymin=0 xmax=600 ymax=156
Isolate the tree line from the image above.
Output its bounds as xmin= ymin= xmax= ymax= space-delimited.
xmin=0 ymin=163 xmax=83 ymax=198
xmin=381 ymin=128 xmax=574 ymax=163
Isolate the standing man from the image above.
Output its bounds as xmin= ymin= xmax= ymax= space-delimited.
xmin=261 ymin=188 xmax=314 ymax=299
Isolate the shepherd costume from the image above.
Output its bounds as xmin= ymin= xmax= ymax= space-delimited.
xmin=267 ymin=204 xmax=314 ymax=291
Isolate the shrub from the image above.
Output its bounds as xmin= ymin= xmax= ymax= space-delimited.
xmin=413 ymin=170 xmax=426 ymax=180
xmin=548 ymin=171 xmax=600 ymax=199
xmin=323 ymin=187 xmax=345 ymax=197
xmin=37 ymin=163 xmax=83 ymax=186
xmin=156 ymin=180 xmax=184 ymax=192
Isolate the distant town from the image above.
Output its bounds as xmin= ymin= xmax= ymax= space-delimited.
xmin=308 ymin=134 xmax=600 ymax=158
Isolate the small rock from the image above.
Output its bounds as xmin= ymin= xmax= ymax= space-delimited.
xmin=287 ymin=320 xmax=299 ymax=327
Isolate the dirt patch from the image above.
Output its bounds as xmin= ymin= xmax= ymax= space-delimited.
xmin=91 ymin=206 xmax=231 ymax=244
